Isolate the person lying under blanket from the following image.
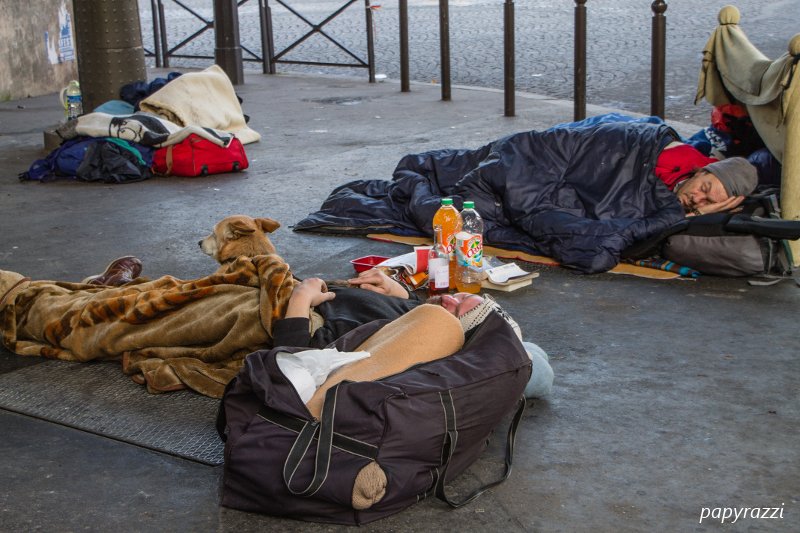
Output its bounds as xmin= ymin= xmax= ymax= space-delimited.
xmin=0 ymin=259 xmax=552 ymax=400
xmin=293 ymin=121 xmax=761 ymax=274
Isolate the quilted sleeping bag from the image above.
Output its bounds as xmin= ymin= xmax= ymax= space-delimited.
xmin=294 ymin=121 xmax=687 ymax=273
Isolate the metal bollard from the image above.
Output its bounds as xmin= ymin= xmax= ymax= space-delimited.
xmin=574 ymin=0 xmax=587 ymax=121
xmin=158 ymin=1 xmax=168 ymax=67
xmin=399 ymin=0 xmax=410 ymax=92
xmin=260 ymin=0 xmax=276 ymax=74
xmin=150 ymin=0 xmax=162 ymax=68
xmin=439 ymin=0 xmax=451 ymax=101
xmin=365 ymin=0 xmax=376 ymax=83
xmin=72 ymin=0 xmax=147 ymax=112
xmin=651 ymin=0 xmax=667 ymax=118
xmin=504 ymin=0 xmax=515 ymax=117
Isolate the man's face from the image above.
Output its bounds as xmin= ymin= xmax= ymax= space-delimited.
xmin=428 ymin=293 xmax=484 ymax=317
xmin=675 ymin=170 xmax=729 ymax=211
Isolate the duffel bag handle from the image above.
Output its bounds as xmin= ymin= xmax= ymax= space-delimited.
xmin=434 ymin=392 xmax=527 ymax=508
xmin=283 ymin=383 xmax=340 ymax=497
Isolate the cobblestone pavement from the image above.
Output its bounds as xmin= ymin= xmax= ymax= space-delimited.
xmin=140 ymin=0 xmax=799 ymax=125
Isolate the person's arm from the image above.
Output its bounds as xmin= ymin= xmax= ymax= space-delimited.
xmin=347 ymin=268 xmax=410 ymax=299
xmin=272 ymin=278 xmax=335 ymax=347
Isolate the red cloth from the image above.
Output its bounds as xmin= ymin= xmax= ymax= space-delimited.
xmin=711 ymin=104 xmax=749 ymax=133
xmin=654 ymin=144 xmax=717 ymax=190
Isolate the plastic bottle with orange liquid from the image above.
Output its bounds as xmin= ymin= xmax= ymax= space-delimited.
xmin=432 ymin=197 xmax=462 ymax=289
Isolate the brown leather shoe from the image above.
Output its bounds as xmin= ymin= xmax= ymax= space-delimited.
xmin=82 ymin=256 xmax=143 ymax=286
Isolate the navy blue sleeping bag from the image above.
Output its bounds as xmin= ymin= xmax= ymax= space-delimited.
xmin=294 ymin=121 xmax=686 ymax=273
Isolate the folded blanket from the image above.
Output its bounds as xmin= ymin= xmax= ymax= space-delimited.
xmin=0 ymin=255 xmax=297 ymax=398
xmin=58 ymin=111 xmax=235 ymax=148
xmin=139 ymin=64 xmax=261 ymax=145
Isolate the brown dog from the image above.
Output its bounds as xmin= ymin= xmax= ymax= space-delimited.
xmin=199 ymin=215 xmax=281 ymax=267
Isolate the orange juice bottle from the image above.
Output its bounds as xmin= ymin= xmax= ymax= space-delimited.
xmin=432 ymin=197 xmax=462 ymax=289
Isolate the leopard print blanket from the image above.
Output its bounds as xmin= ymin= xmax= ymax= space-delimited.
xmin=0 ymin=255 xmax=297 ymax=398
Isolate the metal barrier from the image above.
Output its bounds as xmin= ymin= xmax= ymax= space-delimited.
xmin=263 ymin=0 xmax=376 ymax=82
xmin=144 ymin=0 xmax=270 ymax=72
xmin=143 ymin=0 xmax=376 ymax=80
xmin=143 ymin=0 xmax=671 ymax=119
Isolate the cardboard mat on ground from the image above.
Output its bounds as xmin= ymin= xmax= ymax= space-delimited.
xmin=366 ymin=234 xmax=682 ymax=280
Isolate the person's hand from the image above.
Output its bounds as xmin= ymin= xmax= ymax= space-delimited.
xmin=348 ymin=268 xmax=409 ymax=299
xmin=285 ymin=278 xmax=335 ymax=318
xmin=688 ymin=195 xmax=745 ymax=217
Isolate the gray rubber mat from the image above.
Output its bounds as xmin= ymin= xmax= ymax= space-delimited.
xmin=0 ymin=360 xmax=224 ymax=465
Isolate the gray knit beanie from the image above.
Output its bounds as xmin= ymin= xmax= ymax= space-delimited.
xmin=702 ymin=157 xmax=758 ymax=197
xmin=458 ymin=294 xmax=522 ymax=341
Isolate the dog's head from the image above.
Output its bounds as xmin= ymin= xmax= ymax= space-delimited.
xmin=199 ymin=215 xmax=280 ymax=264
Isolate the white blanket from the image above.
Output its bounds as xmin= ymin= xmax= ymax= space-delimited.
xmin=139 ymin=65 xmax=261 ymax=145
xmin=59 ymin=111 xmax=235 ymax=148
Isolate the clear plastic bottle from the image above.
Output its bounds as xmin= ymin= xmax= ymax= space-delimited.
xmin=455 ymin=200 xmax=484 ymax=294
xmin=427 ymin=225 xmax=450 ymax=296
xmin=432 ymin=197 xmax=462 ymax=289
xmin=65 ymin=80 xmax=82 ymax=120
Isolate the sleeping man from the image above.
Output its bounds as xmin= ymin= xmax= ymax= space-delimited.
xmin=294 ymin=121 xmax=761 ymax=274
xmin=653 ymin=142 xmax=758 ymax=216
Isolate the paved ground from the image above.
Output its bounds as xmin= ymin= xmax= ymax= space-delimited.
xmin=0 ymin=69 xmax=798 ymax=531
xmin=139 ymin=0 xmax=799 ymax=124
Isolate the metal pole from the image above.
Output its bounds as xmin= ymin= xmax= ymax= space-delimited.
xmin=151 ymin=0 xmax=162 ymax=68
xmin=214 ymin=0 xmax=244 ymax=85
xmin=158 ymin=0 xmax=169 ymax=67
xmin=439 ymin=0 xmax=451 ymax=101
xmin=504 ymin=0 xmax=515 ymax=117
xmin=399 ymin=0 xmax=410 ymax=92
xmin=651 ymin=0 xmax=667 ymax=118
xmin=574 ymin=0 xmax=587 ymax=121
xmin=365 ymin=0 xmax=376 ymax=83
xmin=259 ymin=0 xmax=276 ymax=74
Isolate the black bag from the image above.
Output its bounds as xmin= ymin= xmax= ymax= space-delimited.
xmin=623 ymin=192 xmax=798 ymax=277
xmin=217 ymin=311 xmax=531 ymax=525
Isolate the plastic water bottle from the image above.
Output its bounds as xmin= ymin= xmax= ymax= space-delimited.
xmin=428 ymin=225 xmax=450 ymax=296
xmin=455 ymin=201 xmax=484 ymax=294
xmin=65 ymin=80 xmax=83 ymax=120
xmin=432 ymin=197 xmax=462 ymax=289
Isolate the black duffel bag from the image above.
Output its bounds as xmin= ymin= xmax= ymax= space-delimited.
xmin=217 ymin=311 xmax=531 ymax=525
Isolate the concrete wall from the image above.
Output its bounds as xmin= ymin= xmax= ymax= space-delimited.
xmin=0 ymin=0 xmax=78 ymax=101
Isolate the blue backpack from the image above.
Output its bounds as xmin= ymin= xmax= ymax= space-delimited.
xmin=20 ymin=136 xmax=154 ymax=182
xmin=21 ymin=137 xmax=94 ymax=181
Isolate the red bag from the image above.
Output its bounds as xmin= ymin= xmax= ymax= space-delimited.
xmin=153 ymin=134 xmax=249 ymax=176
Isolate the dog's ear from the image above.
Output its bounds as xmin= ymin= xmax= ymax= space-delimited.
xmin=227 ymin=219 xmax=256 ymax=238
xmin=256 ymin=217 xmax=281 ymax=234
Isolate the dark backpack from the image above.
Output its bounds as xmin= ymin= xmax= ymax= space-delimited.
xmin=19 ymin=136 xmax=154 ymax=183
xmin=20 ymin=137 xmax=95 ymax=181
xmin=623 ymin=192 xmax=798 ymax=278
xmin=217 ymin=312 xmax=531 ymax=525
